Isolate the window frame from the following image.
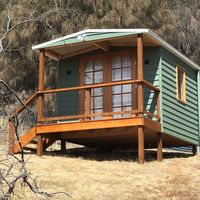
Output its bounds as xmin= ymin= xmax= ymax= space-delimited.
xmin=79 ymin=49 xmax=137 ymax=116
xmin=176 ymin=65 xmax=186 ymax=104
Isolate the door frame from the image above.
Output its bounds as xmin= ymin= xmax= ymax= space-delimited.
xmin=106 ymin=50 xmax=137 ymax=114
xmin=79 ymin=49 xmax=137 ymax=116
xmin=80 ymin=53 xmax=107 ymax=115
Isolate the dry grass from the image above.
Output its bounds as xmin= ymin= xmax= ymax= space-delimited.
xmin=1 ymin=148 xmax=200 ymax=200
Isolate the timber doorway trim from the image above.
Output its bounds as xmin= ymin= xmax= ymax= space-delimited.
xmin=80 ymin=50 xmax=137 ymax=119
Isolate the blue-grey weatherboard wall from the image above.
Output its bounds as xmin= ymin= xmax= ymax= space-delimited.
xmin=56 ymin=47 xmax=200 ymax=146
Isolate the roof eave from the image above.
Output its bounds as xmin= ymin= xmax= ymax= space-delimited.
xmin=32 ymin=29 xmax=200 ymax=71
xmin=32 ymin=29 xmax=149 ymax=50
xmin=146 ymin=30 xmax=200 ymax=70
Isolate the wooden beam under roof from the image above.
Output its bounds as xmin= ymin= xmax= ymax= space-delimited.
xmin=45 ymin=49 xmax=60 ymax=60
xmin=61 ymin=46 xmax=98 ymax=59
xmin=44 ymin=34 xmax=136 ymax=50
xmin=92 ymin=41 xmax=109 ymax=52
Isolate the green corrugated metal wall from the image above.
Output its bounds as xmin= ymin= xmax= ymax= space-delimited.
xmin=160 ymin=47 xmax=199 ymax=145
xmin=57 ymin=57 xmax=80 ymax=116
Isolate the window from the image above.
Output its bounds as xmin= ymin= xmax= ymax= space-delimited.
xmin=176 ymin=66 xmax=186 ymax=103
xmin=84 ymin=59 xmax=104 ymax=119
xmin=111 ymin=55 xmax=133 ymax=118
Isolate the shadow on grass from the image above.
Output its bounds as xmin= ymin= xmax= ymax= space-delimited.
xmin=42 ymin=147 xmax=193 ymax=162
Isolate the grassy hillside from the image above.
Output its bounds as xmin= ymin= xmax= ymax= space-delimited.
xmin=3 ymin=148 xmax=200 ymax=200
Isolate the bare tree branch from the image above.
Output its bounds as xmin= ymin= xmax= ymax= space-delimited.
xmin=0 ymin=8 xmax=73 ymax=53
xmin=0 ymin=80 xmax=70 ymax=199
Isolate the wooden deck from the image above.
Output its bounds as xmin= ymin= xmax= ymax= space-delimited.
xmin=37 ymin=117 xmax=160 ymax=149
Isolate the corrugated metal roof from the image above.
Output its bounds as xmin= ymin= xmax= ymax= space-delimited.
xmin=32 ymin=29 xmax=200 ymax=70
xmin=32 ymin=30 xmax=145 ymax=49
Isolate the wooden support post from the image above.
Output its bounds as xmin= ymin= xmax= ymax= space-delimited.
xmin=61 ymin=140 xmax=67 ymax=152
xmin=192 ymin=145 xmax=197 ymax=156
xmin=156 ymin=92 xmax=160 ymax=121
xmin=138 ymin=126 xmax=144 ymax=164
xmin=37 ymin=135 xmax=43 ymax=156
xmin=137 ymin=34 xmax=144 ymax=164
xmin=8 ymin=121 xmax=15 ymax=154
xmin=85 ymin=88 xmax=91 ymax=121
xmin=137 ymin=34 xmax=144 ymax=115
xmin=157 ymin=132 xmax=163 ymax=161
xmin=38 ymin=50 xmax=45 ymax=124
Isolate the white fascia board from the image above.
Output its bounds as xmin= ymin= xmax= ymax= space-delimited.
xmin=32 ymin=29 xmax=149 ymax=50
xmin=147 ymin=30 xmax=200 ymax=70
xmin=32 ymin=29 xmax=88 ymax=50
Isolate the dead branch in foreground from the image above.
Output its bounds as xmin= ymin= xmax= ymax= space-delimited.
xmin=0 ymin=80 xmax=70 ymax=199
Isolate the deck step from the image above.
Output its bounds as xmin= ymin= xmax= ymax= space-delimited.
xmin=13 ymin=127 xmax=36 ymax=153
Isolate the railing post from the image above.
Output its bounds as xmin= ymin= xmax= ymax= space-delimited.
xmin=137 ymin=34 xmax=144 ymax=164
xmin=137 ymin=34 xmax=144 ymax=114
xmin=37 ymin=49 xmax=45 ymax=124
xmin=37 ymin=49 xmax=45 ymax=156
xmin=85 ymin=88 xmax=91 ymax=121
xmin=157 ymin=132 xmax=163 ymax=161
xmin=61 ymin=140 xmax=67 ymax=152
xmin=138 ymin=126 xmax=144 ymax=164
xmin=8 ymin=120 xmax=15 ymax=154
xmin=37 ymin=135 xmax=43 ymax=156
xmin=156 ymin=92 xmax=160 ymax=121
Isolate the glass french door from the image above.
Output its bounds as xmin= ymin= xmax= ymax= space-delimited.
xmin=80 ymin=51 xmax=136 ymax=120
xmin=83 ymin=58 xmax=104 ymax=120
xmin=111 ymin=54 xmax=134 ymax=118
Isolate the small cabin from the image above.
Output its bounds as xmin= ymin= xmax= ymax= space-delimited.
xmin=9 ymin=29 xmax=200 ymax=164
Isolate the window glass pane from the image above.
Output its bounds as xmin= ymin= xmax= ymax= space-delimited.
xmin=178 ymin=70 xmax=183 ymax=99
xmin=85 ymin=61 xmax=93 ymax=72
xmin=91 ymin=97 xmax=93 ymax=109
xmin=93 ymin=88 xmax=103 ymax=96
xmin=112 ymin=95 xmax=121 ymax=107
xmin=122 ymin=67 xmax=131 ymax=80
xmin=93 ymin=109 xmax=103 ymax=120
xmin=94 ymin=96 xmax=102 ymax=109
xmin=177 ymin=67 xmax=185 ymax=101
xmin=122 ymin=56 xmax=131 ymax=68
xmin=112 ymin=69 xmax=121 ymax=81
xmin=113 ymin=107 xmax=122 ymax=118
xmin=122 ymin=84 xmax=131 ymax=93
xmin=122 ymin=93 xmax=132 ymax=106
xmin=91 ymin=89 xmax=94 ymax=96
xmin=123 ymin=106 xmax=132 ymax=118
xmin=123 ymin=106 xmax=132 ymax=111
xmin=94 ymin=109 xmax=103 ymax=113
xmin=94 ymin=71 xmax=103 ymax=83
xmin=112 ymin=85 xmax=121 ymax=94
xmin=85 ymin=72 xmax=93 ymax=84
xmin=94 ymin=60 xmax=103 ymax=71
xmin=112 ymin=56 xmax=121 ymax=69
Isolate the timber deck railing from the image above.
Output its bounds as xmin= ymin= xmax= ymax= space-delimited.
xmin=8 ymin=79 xmax=160 ymax=153
xmin=11 ymin=79 xmax=160 ymax=125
